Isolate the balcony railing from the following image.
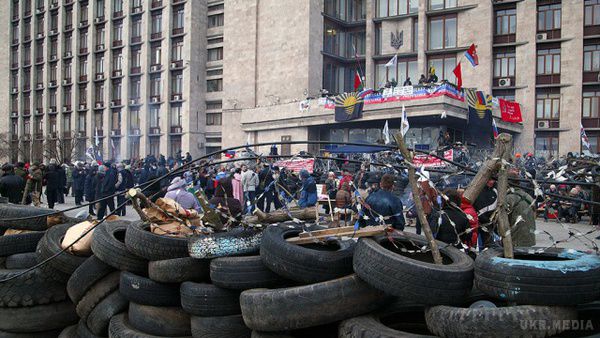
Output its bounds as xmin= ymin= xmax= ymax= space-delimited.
xmin=130 ymin=66 xmax=142 ymax=74
xmin=151 ymin=1 xmax=163 ymax=9
xmin=112 ymin=40 xmax=123 ymax=48
xmin=170 ymin=126 xmax=182 ymax=134
xmin=172 ymin=27 xmax=184 ymax=35
xmin=150 ymin=32 xmax=162 ymax=40
xmin=149 ymin=127 xmax=161 ymax=135
xmin=79 ymin=47 xmax=88 ymax=54
xmin=79 ymin=75 xmax=88 ymax=82
xmin=131 ymin=36 xmax=142 ymax=44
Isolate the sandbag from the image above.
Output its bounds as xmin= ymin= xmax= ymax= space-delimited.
xmin=151 ymin=221 xmax=195 ymax=238
xmin=61 ymin=221 xmax=96 ymax=255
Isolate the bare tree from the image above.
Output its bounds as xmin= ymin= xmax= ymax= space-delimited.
xmin=44 ymin=133 xmax=86 ymax=164
xmin=0 ymin=133 xmax=28 ymax=163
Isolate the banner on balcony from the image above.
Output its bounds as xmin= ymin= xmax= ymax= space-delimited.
xmin=324 ymin=83 xmax=464 ymax=110
xmin=413 ymin=149 xmax=454 ymax=168
xmin=274 ymin=159 xmax=315 ymax=173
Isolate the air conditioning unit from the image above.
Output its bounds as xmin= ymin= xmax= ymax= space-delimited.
xmin=171 ymin=62 xmax=177 ymax=69
xmin=78 ymin=131 xmax=86 ymax=137
xmin=10 ymin=111 xmax=18 ymax=117
xmin=35 ymin=109 xmax=41 ymax=114
xmin=95 ymin=17 xmax=103 ymax=23
xmin=50 ymin=29 xmax=58 ymax=35
xmin=96 ymin=44 xmax=105 ymax=51
xmin=50 ymin=55 xmax=57 ymax=61
xmin=132 ymin=129 xmax=140 ymax=135
xmin=96 ymin=73 xmax=104 ymax=80
xmin=110 ymin=101 xmax=117 ymax=107
xmin=498 ymin=78 xmax=511 ymax=87
xmin=150 ymin=65 xmax=160 ymax=72
xmin=36 ymin=83 xmax=43 ymax=89
xmin=63 ymin=79 xmax=69 ymax=85
xmin=151 ymin=97 xmax=159 ymax=103
xmin=23 ymin=134 xmax=31 ymax=140
xmin=50 ymin=132 xmax=57 ymax=139
xmin=11 ymin=88 xmax=18 ymax=94
xmin=65 ymin=51 xmax=72 ymax=57
xmin=537 ymin=120 xmax=550 ymax=129
xmin=130 ymin=99 xmax=138 ymax=105
xmin=62 ymin=106 xmax=68 ymax=112
xmin=96 ymin=102 xmax=103 ymax=108
xmin=536 ymin=33 xmax=547 ymax=41
xmin=79 ymin=22 xmax=86 ymax=27
xmin=111 ymin=130 xmax=118 ymax=136
xmin=49 ymin=80 xmax=57 ymax=87
xmin=79 ymin=104 xmax=86 ymax=110
xmin=49 ymin=107 xmax=56 ymax=113
xmin=173 ymin=95 xmax=181 ymax=101
xmin=36 ymin=8 xmax=42 ymax=14
xmin=114 ymin=70 xmax=122 ymax=77
xmin=37 ymin=33 xmax=44 ymax=38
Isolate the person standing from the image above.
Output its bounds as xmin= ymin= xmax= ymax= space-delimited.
xmin=115 ymin=163 xmax=127 ymax=216
xmin=57 ymin=163 xmax=66 ymax=204
xmin=64 ymin=163 xmax=73 ymax=197
xmin=231 ymin=168 xmax=244 ymax=206
xmin=97 ymin=164 xmax=117 ymax=219
xmin=85 ymin=165 xmax=98 ymax=216
xmin=72 ymin=162 xmax=87 ymax=205
xmin=429 ymin=189 xmax=469 ymax=247
xmin=324 ymin=171 xmax=338 ymax=214
xmin=22 ymin=163 xmax=43 ymax=206
xmin=365 ymin=174 xmax=405 ymax=230
xmin=241 ymin=165 xmax=259 ymax=214
xmin=0 ymin=164 xmax=25 ymax=204
xmin=14 ymin=162 xmax=27 ymax=182
xmin=44 ymin=160 xmax=61 ymax=209
xmin=257 ymin=164 xmax=273 ymax=212
xmin=165 ymin=177 xmax=201 ymax=211
xmin=473 ymin=179 xmax=498 ymax=249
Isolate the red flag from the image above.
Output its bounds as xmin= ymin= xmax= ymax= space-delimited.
xmin=452 ymin=63 xmax=462 ymax=90
xmin=353 ymin=71 xmax=362 ymax=91
xmin=499 ymin=98 xmax=523 ymax=123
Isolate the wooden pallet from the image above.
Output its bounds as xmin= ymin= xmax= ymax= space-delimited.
xmin=286 ymin=225 xmax=389 ymax=245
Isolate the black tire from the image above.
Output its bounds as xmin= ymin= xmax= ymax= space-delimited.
xmin=259 ymin=225 xmax=354 ymax=283
xmin=191 ymin=315 xmax=250 ymax=338
xmin=0 ymin=301 xmax=78 ymax=333
xmin=76 ymin=271 xmax=121 ymax=319
xmin=0 ymin=329 xmax=63 ymax=337
xmin=87 ymin=290 xmax=128 ymax=337
xmin=188 ymin=227 xmax=262 ymax=259
xmin=148 ymin=257 xmax=210 ymax=284
xmin=474 ymin=247 xmax=600 ymax=305
xmin=91 ymin=221 xmax=147 ymax=274
xmin=108 ymin=314 xmax=192 ymax=338
xmin=5 ymin=252 xmax=38 ymax=269
xmin=240 ymin=274 xmax=390 ymax=332
xmin=339 ymin=315 xmax=436 ymax=338
xmin=0 ymin=204 xmax=56 ymax=231
xmin=210 ymin=256 xmax=291 ymax=290
xmin=58 ymin=325 xmax=78 ymax=338
xmin=76 ymin=320 xmax=102 ymax=338
xmin=67 ymin=255 xmax=115 ymax=304
xmin=0 ymin=268 xmax=68 ymax=307
xmin=353 ymin=232 xmax=474 ymax=305
xmin=425 ymin=304 xmax=578 ymax=338
xmin=0 ymin=231 xmax=45 ymax=257
xmin=250 ymin=332 xmax=293 ymax=338
xmin=125 ymin=222 xmax=189 ymax=261
xmin=128 ymin=302 xmax=191 ymax=336
xmin=36 ymin=223 xmax=89 ymax=275
xmin=180 ymin=282 xmax=241 ymax=317
xmin=120 ymin=271 xmax=180 ymax=307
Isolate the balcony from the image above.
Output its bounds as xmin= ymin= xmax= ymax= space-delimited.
xmin=63 ymin=105 xmax=72 ymax=112
xmin=35 ymin=108 xmax=43 ymax=115
xmin=111 ymin=129 xmax=121 ymax=136
xmin=11 ymin=134 xmax=19 ymax=141
xmin=131 ymin=6 xmax=143 ymax=15
xmin=64 ymin=0 xmax=74 ymax=6
xmin=79 ymin=20 xmax=89 ymax=28
xmin=149 ymin=127 xmax=161 ymax=135
xmin=94 ymin=16 xmax=106 ymax=24
xmin=129 ymin=98 xmax=141 ymax=106
xmin=110 ymin=99 xmax=122 ymax=107
xmin=23 ymin=134 xmax=32 ymax=141
xmin=23 ymin=85 xmax=31 ymax=92
xmin=95 ymin=44 xmax=106 ymax=52
xmin=24 ymin=10 xmax=32 ymax=18
xmin=172 ymin=27 xmax=184 ymax=36
xmin=79 ymin=75 xmax=88 ymax=83
xmin=10 ymin=111 xmax=19 ymax=118
xmin=48 ymin=80 xmax=58 ymax=88
xmin=36 ymin=33 xmax=45 ymax=40
xmin=63 ymin=131 xmax=73 ymax=139
xmin=49 ymin=28 xmax=59 ymax=36
xmin=79 ymin=47 xmax=88 ymax=55
xmin=113 ymin=11 xmax=124 ymax=19
xmin=64 ymin=24 xmax=73 ymax=32
xmin=76 ymin=131 xmax=87 ymax=138
xmin=36 ymin=7 xmax=45 ymax=15
xmin=23 ymin=35 xmax=32 ymax=42
xmin=95 ymin=73 xmax=105 ymax=81
xmin=12 ymin=15 xmax=19 ymax=22
xmin=23 ymin=60 xmax=31 ymax=68
xmin=112 ymin=40 xmax=123 ymax=48
xmin=95 ymin=101 xmax=105 ymax=109
xmin=130 ymin=66 xmax=142 ymax=75
xmin=151 ymin=1 xmax=163 ymax=10
xmin=170 ymin=126 xmax=182 ymax=134
xmin=36 ymin=83 xmax=44 ymax=90
xmin=111 ymin=69 xmax=123 ymax=78
xmin=34 ymin=133 xmax=44 ymax=140
xmin=62 ymin=78 xmax=72 ymax=86
xmin=149 ymin=64 xmax=162 ymax=73
xmin=23 ymin=110 xmax=31 ymax=116
xmin=48 ymin=106 xmax=57 ymax=114
xmin=11 ymin=39 xmax=19 ymax=46
xmin=10 ymin=63 xmax=19 ymax=70
xmin=149 ymin=95 xmax=161 ymax=103
xmin=170 ymin=60 xmax=184 ymax=69
xmin=49 ymin=54 xmax=58 ymax=62
xmin=49 ymin=131 xmax=58 ymax=139
xmin=78 ymin=103 xmax=87 ymax=111
xmin=171 ymin=93 xmax=183 ymax=101
xmin=49 ymin=2 xmax=59 ymax=10
xmin=36 ymin=57 xmax=44 ymax=64
xmin=150 ymin=32 xmax=162 ymax=40
xmin=11 ymin=87 xmax=18 ymax=94
xmin=131 ymin=36 xmax=142 ymax=44
xmin=173 ymin=0 xmax=186 ymax=4
xmin=129 ymin=128 xmax=141 ymax=136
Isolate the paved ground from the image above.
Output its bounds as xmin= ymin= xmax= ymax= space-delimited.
xmin=54 ymin=195 xmax=599 ymax=252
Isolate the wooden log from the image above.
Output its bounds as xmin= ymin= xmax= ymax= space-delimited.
xmin=463 ymin=133 xmax=512 ymax=204
xmin=191 ymin=188 xmax=224 ymax=230
xmin=287 ymin=225 xmax=388 ymax=245
xmin=128 ymin=188 xmax=187 ymax=226
xmin=496 ymin=138 xmax=514 ymax=259
xmin=253 ymin=206 xmax=318 ymax=223
xmin=394 ymin=133 xmax=443 ymax=265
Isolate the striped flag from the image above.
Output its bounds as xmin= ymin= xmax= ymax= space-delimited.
xmin=581 ymin=124 xmax=591 ymax=151
xmin=492 ymin=119 xmax=499 ymax=139
xmin=400 ymin=104 xmax=409 ymax=137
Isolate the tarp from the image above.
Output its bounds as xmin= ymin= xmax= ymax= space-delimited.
xmin=413 ymin=149 xmax=453 ymax=168
xmin=274 ymin=159 xmax=315 ymax=173
xmin=323 ymin=144 xmax=390 ymax=154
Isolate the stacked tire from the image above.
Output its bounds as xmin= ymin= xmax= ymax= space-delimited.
xmin=0 ymin=221 xmax=81 ymax=336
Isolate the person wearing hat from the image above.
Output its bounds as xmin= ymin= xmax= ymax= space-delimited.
xmin=297 ymin=169 xmax=317 ymax=208
xmin=44 ymin=159 xmax=61 ymax=209
xmin=365 ymin=174 xmax=405 ymax=230
xmin=0 ymin=164 xmax=25 ymax=204
xmin=72 ymin=162 xmax=87 ymax=206
xmin=22 ymin=162 xmax=43 ymax=206
xmin=165 ymin=177 xmax=200 ymax=211
xmin=544 ymin=184 xmax=559 ymax=221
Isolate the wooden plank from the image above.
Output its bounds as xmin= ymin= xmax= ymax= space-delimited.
xmin=287 ymin=225 xmax=388 ymax=245
xmin=298 ymin=226 xmax=355 ymax=238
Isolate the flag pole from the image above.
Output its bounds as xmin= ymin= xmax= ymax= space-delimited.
xmin=352 ymin=43 xmax=365 ymax=89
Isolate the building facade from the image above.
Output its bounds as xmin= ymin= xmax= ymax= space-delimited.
xmin=222 ymin=0 xmax=600 ymax=158
xmin=1 ymin=0 xmax=225 ymax=163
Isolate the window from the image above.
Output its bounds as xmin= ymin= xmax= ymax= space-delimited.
xmin=429 ymin=0 xmax=456 ymax=10
xmin=375 ymin=59 xmax=417 ymax=88
xmin=131 ymin=18 xmax=142 ymax=39
xmin=10 ymin=49 xmax=18 ymax=66
xmin=50 ymin=13 xmax=58 ymax=30
xmin=63 ymin=88 xmax=72 ymax=105
xmin=65 ymin=8 xmax=73 ymax=29
xmin=537 ymin=48 xmax=560 ymax=75
xmin=50 ymin=39 xmax=58 ymax=58
xmin=208 ymin=14 xmax=224 ymax=28
xmin=64 ymin=62 xmax=72 ymax=80
xmin=208 ymin=37 xmax=223 ymax=45
xmin=428 ymin=55 xmax=456 ymax=82
xmin=535 ymin=134 xmax=558 ymax=158
xmin=96 ymin=0 xmax=105 ymax=18
xmin=113 ymin=22 xmax=123 ymax=41
xmin=495 ymin=8 xmax=516 ymax=35
xmin=149 ymin=106 xmax=159 ymax=128
xmin=80 ymin=3 xmax=88 ymax=23
xmin=94 ymin=112 xmax=103 ymax=130
xmin=80 ymin=32 xmax=88 ymax=50
xmin=173 ymin=9 xmax=184 ymax=30
xmin=207 ymin=69 xmax=223 ymax=77
xmin=172 ymin=42 xmax=183 ymax=61
xmin=375 ymin=0 xmax=418 ymax=17
xmin=112 ymin=82 xmax=121 ymax=100
xmin=494 ymin=52 xmax=515 ymax=78
xmin=206 ymin=113 xmax=222 ymax=126
xmin=208 ymin=3 xmax=224 ymax=12
xmin=111 ymin=110 xmax=120 ymax=130
xmin=130 ymin=79 xmax=140 ymax=99
xmin=95 ymin=55 xmax=104 ymax=73
xmin=428 ymin=15 xmax=456 ymax=50
xmin=151 ymin=45 xmax=161 ymax=65
xmin=132 ymin=0 xmax=142 ymax=9
xmin=78 ymin=86 xmax=87 ymax=104
xmin=131 ymin=48 xmax=141 ymax=68
xmin=585 ymin=0 xmax=600 ymax=26
xmin=584 ymin=45 xmax=600 ymax=72
xmin=537 ymin=4 xmax=561 ymax=31
xmin=113 ymin=0 xmax=123 ymax=14
xmin=151 ymin=76 xmax=161 ymax=96
xmin=536 ymin=93 xmax=560 ymax=119
xmin=96 ymin=28 xmax=105 ymax=46
xmin=207 ymin=47 xmax=223 ymax=61
xmin=206 ymin=101 xmax=222 ymax=110
xmin=64 ymin=35 xmax=73 ymax=54
xmin=49 ymin=90 xmax=56 ymax=107
xmin=583 ymin=91 xmax=600 ymax=118
xmin=151 ymin=14 xmax=162 ymax=34
xmin=12 ymin=25 xmax=18 ymax=43
xmin=207 ymin=79 xmax=222 ymax=92
xmin=172 ymin=74 xmax=183 ymax=94
xmin=36 ymin=16 xmax=44 ymax=34
xmin=324 ymin=0 xmax=366 ymax=21
xmin=95 ymin=83 xmax=104 ymax=102
xmin=129 ymin=109 xmax=140 ymax=130
xmin=50 ymin=64 xmax=58 ymax=82
xmin=113 ymin=53 xmax=123 ymax=71
xmin=170 ymin=105 xmax=182 ymax=127
xmin=79 ymin=59 xmax=88 ymax=76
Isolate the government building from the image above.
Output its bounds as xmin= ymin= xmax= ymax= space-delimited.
xmin=0 ymin=0 xmax=598 ymax=162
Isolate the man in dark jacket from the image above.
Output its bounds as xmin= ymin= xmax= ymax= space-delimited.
xmin=56 ymin=163 xmax=66 ymax=204
xmin=85 ymin=165 xmax=98 ymax=216
xmin=14 ymin=162 xmax=27 ymax=181
xmin=97 ymin=164 xmax=117 ymax=219
xmin=0 ymin=164 xmax=25 ymax=203
xmin=365 ymin=174 xmax=405 ymax=230
xmin=430 ymin=189 xmax=469 ymax=247
xmin=44 ymin=160 xmax=61 ymax=209
xmin=72 ymin=162 xmax=87 ymax=205
xmin=473 ymin=179 xmax=498 ymax=248
xmin=257 ymin=164 xmax=274 ymax=212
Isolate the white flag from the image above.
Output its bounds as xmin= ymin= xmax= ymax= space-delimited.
xmin=441 ymin=111 xmax=447 ymax=119
xmin=94 ymin=127 xmax=100 ymax=147
xmin=385 ymin=54 xmax=398 ymax=68
xmin=401 ymin=104 xmax=410 ymax=137
xmin=383 ymin=120 xmax=390 ymax=144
